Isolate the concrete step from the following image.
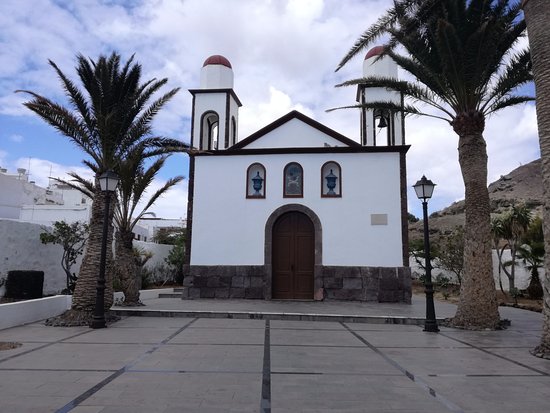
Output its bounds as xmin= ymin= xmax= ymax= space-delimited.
xmin=158 ymin=293 xmax=183 ymax=298
xmin=111 ymin=306 xmax=439 ymax=325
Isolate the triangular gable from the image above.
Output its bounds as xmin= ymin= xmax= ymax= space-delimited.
xmin=231 ymin=110 xmax=361 ymax=150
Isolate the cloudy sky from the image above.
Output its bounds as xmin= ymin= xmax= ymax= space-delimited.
xmin=0 ymin=0 xmax=540 ymax=219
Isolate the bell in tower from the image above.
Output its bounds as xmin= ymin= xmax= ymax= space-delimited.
xmin=357 ymin=46 xmax=405 ymax=147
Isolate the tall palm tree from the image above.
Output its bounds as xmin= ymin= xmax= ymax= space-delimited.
xmin=522 ymin=0 xmax=550 ymax=358
xmin=18 ymin=52 xmax=183 ymax=322
xmin=67 ymin=149 xmax=185 ymax=306
xmin=335 ymin=0 xmax=533 ymax=329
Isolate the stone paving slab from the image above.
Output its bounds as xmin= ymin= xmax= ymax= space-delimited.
xmin=112 ymin=294 xmax=459 ymax=325
xmin=0 ymin=301 xmax=549 ymax=412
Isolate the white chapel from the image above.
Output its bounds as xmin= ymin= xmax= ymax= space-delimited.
xmin=183 ymin=50 xmax=411 ymax=303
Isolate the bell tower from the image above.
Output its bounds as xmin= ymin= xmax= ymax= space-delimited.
xmin=189 ymin=55 xmax=242 ymax=150
xmin=357 ymin=46 xmax=405 ymax=147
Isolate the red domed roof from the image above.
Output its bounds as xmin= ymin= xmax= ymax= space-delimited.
xmin=202 ymin=55 xmax=232 ymax=68
xmin=364 ymin=46 xmax=385 ymax=60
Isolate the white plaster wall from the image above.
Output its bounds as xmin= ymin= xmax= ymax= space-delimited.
xmin=0 ymin=295 xmax=72 ymax=330
xmin=19 ymin=205 xmax=91 ymax=226
xmin=0 ymin=219 xmax=68 ymax=294
xmin=191 ymin=152 xmax=403 ymax=267
xmin=243 ymin=118 xmax=352 ymax=149
xmin=200 ymin=65 xmax=233 ymax=88
xmin=134 ymin=240 xmax=172 ymax=269
xmin=363 ymin=55 xmax=398 ymax=78
xmin=0 ymin=173 xmax=48 ymax=219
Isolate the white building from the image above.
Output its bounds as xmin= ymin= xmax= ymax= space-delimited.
xmin=0 ymin=168 xmax=89 ymax=225
xmin=183 ymin=51 xmax=411 ymax=302
xmin=18 ymin=182 xmax=92 ymax=226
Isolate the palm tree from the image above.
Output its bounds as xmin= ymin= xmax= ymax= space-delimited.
xmin=68 ymin=149 xmax=185 ymax=306
xmin=113 ymin=152 xmax=184 ymax=306
xmin=522 ymin=0 xmax=550 ymax=360
xmin=334 ymin=0 xmax=533 ymax=329
xmin=491 ymin=205 xmax=532 ymax=291
xmin=18 ymin=52 xmax=183 ymax=323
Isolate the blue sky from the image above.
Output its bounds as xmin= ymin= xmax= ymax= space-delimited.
xmin=0 ymin=0 xmax=540 ymax=219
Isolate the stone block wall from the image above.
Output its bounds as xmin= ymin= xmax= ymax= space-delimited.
xmin=183 ymin=265 xmax=411 ymax=303
xmin=322 ymin=266 xmax=411 ymax=303
xmin=182 ymin=265 xmax=266 ymax=299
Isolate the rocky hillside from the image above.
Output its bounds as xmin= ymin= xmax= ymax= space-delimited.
xmin=409 ymin=158 xmax=543 ymax=241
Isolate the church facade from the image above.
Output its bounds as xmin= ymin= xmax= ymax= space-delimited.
xmin=183 ymin=51 xmax=411 ymax=303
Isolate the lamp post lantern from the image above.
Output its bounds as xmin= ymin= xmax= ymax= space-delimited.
xmin=413 ymin=175 xmax=439 ymax=333
xmin=90 ymin=170 xmax=120 ymax=329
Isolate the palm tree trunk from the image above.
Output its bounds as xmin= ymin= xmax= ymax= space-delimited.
xmin=523 ymin=0 xmax=550 ymax=359
xmin=115 ymin=229 xmax=141 ymax=306
xmin=451 ymin=116 xmax=500 ymax=329
xmin=71 ymin=187 xmax=115 ymax=311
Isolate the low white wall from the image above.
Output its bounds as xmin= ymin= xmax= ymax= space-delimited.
xmin=410 ymin=249 xmax=545 ymax=291
xmin=134 ymin=240 xmax=172 ymax=270
xmin=0 ymin=220 xmax=173 ymax=297
xmin=0 ymin=288 xmax=174 ymax=330
xmin=0 ymin=219 xmax=70 ymax=294
xmin=0 ymin=295 xmax=72 ymax=330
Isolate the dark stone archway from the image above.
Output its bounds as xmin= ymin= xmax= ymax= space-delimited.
xmin=264 ymin=204 xmax=322 ymax=299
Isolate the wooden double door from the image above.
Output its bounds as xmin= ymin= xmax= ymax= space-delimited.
xmin=272 ymin=211 xmax=314 ymax=299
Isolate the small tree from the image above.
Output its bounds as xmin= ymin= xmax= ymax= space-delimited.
xmin=491 ymin=205 xmax=532 ymax=291
xmin=437 ymin=226 xmax=464 ymax=285
xmin=165 ymin=231 xmax=186 ymax=284
xmin=518 ymin=216 xmax=545 ymax=299
xmin=154 ymin=227 xmax=185 ymax=245
xmin=409 ymin=238 xmax=440 ymax=281
xmin=40 ymin=221 xmax=89 ymax=293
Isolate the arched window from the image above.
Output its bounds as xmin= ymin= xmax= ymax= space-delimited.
xmin=231 ymin=116 xmax=237 ymax=146
xmin=321 ymin=161 xmax=342 ymax=197
xmin=200 ymin=111 xmax=219 ymax=150
xmin=246 ymin=163 xmax=266 ymax=198
xmin=283 ymin=162 xmax=303 ymax=198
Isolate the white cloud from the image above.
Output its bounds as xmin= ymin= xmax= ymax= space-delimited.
xmin=0 ymin=0 xmax=538 ymax=220
xmin=9 ymin=134 xmax=23 ymax=143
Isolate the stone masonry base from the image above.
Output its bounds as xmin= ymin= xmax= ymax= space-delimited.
xmin=182 ymin=265 xmax=411 ymax=303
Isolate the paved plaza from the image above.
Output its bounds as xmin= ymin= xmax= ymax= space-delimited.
xmin=0 ymin=296 xmax=549 ymax=412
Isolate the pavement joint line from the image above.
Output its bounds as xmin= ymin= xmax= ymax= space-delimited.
xmin=427 ymin=373 xmax=547 ymax=377
xmin=0 ymin=367 xmax=118 ymax=372
xmin=438 ymin=332 xmax=550 ymax=376
xmin=54 ymin=318 xmax=198 ymax=413
xmin=125 ymin=369 xmax=262 ymax=374
xmin=0 ymin=329 xmax=94 ymax=364
xmin=271 ymin=371 xmax=404 ymax=376
xmin=341 ymin=322 xmax=465 ymax=413
xmin=260 ymin=319 xmax=271 ymax=413
xmin=163 ymin=342 xmax=264 ymax=346
xmin=270 ymin=344 xmax=366 ymax=348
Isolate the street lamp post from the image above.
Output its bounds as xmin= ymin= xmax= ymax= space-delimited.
xmin=413 ymin=175 xmax=439 ymax=333
xmin=90 ymin=170 xmax=120 ymax=329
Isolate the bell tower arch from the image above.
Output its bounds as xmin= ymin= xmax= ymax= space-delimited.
xmin=357 ymin=46 xmax=405 ymax=147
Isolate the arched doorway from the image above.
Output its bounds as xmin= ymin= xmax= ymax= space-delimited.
xmin=272 ymin=211 xmax=314 ymax=299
